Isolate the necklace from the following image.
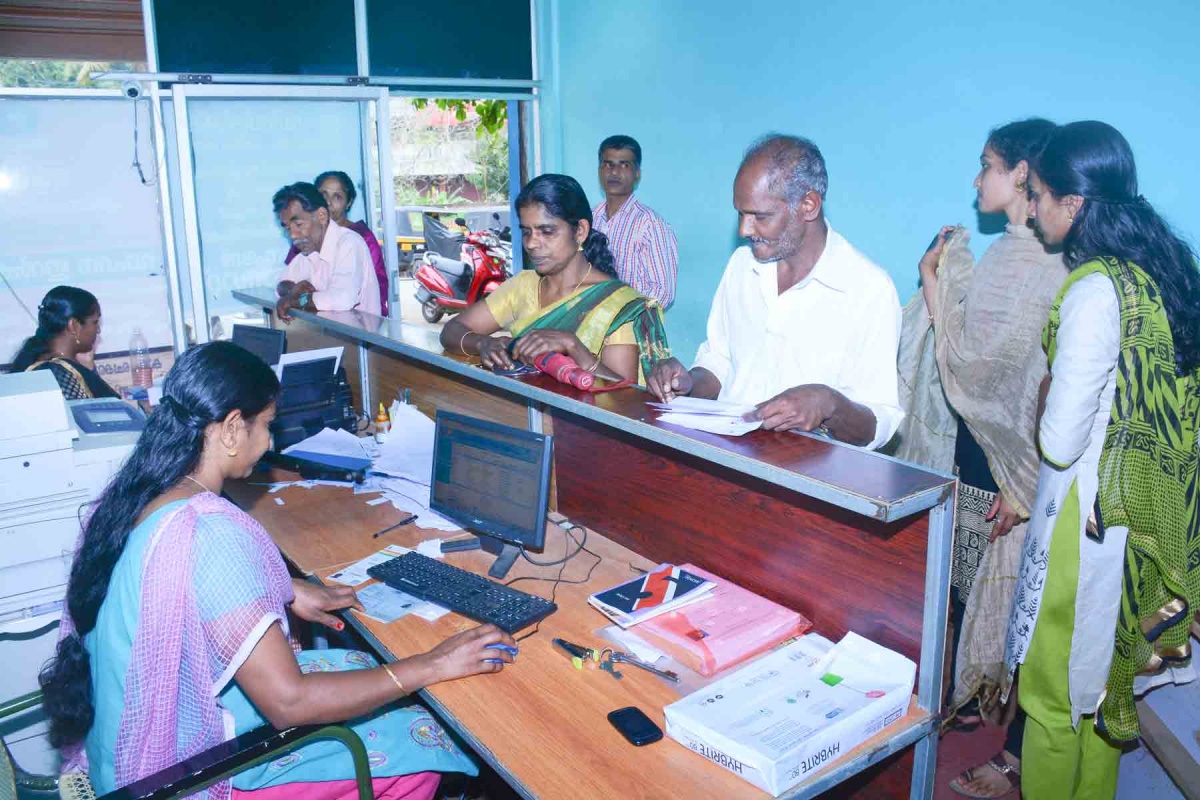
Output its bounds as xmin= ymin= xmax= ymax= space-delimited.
xmin=541 ymin=262 xmax=593 ymax=305
xmin=184 ymin=474 xmax=215 ymax=494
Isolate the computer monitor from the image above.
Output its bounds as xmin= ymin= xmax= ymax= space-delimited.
xmin=231 ymin=324 xmax=286 ymax=366
xmin=430 ymin=411 xmax=553 ymax=578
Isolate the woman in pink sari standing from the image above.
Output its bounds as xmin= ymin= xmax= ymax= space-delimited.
xmin=39 ymin=341 xmax=514 ymax=800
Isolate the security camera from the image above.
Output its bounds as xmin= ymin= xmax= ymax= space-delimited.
xmin=121 ymin=80 xmax=143 ymax=99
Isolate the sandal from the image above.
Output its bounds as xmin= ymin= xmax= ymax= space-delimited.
xmin=949 ymin=753 xmax=1021 ymax=799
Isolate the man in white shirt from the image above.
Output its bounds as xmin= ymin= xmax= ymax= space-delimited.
xmin=647 ymin=135 xmax=902 ymax=449
xmin=274 ymin=182 xmax=381 ymax=320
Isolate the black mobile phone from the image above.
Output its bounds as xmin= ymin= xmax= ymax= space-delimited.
xmin=607 ymin=706 xmax=663 ymax=746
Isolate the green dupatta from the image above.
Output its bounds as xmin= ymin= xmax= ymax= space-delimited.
xmin=1044 ymin=257 xmax=1200 ymax=742
xmin=508 ymin=279 xmax=671 ymax=385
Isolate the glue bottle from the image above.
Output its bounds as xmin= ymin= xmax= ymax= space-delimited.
xmin=374 ymin=402 xmax=392 ymax=443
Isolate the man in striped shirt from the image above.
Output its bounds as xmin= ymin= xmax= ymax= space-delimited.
xmin=592 ymin=135 xmax=679 ymax=310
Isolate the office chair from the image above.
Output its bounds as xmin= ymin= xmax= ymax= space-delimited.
xmin=0 ymin=691 xmax=372 ymax=800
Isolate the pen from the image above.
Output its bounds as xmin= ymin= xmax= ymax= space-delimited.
xmin=372 ymin=514 xmax=419 ymax=538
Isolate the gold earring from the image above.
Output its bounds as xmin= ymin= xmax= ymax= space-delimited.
xmin=1067 ymin=211 xmax=1075 ymax=223
xmin=227 ymin=449 xmax=238 ymax=458
xmin=1015 ymin=180 xmax=1027 ymax=193
xmin=577 ymin=243 xmax=584 ymax=252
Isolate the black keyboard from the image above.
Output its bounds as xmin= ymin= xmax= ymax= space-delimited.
xmin=367 ymin=552 xmax=557 ymax=633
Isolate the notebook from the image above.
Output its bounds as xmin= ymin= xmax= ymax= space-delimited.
xmin=588 ymin=563 xmax=716 ymax=628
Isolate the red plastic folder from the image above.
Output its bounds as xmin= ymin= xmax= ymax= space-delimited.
xmin=632 ymin=564 xmax=812 ymax=676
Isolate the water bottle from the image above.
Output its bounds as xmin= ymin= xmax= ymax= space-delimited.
xmin=129 ymin=327 xmax=153 ymax=388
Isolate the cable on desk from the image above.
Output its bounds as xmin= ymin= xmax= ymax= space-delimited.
xmin=507 ymin=522 xmax=603 ymax=642
xmin=518 ymin=520 xmax=589 ymax=566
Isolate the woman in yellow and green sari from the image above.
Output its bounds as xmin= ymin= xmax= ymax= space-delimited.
xmin=440 ymin=174 xmax=669 ymax=385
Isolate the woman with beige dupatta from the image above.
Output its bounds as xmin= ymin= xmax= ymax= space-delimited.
xmin=895 ymin=119 xmax=1066 ymax=799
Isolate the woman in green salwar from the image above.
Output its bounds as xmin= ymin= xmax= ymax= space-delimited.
xmin=440 ymin=174 xmax=669 ymax=385
xmin=1004 ymin=121 xmax=1200 ymax=799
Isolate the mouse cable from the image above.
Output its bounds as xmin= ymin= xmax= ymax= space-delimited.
xmin=518 ymin=518 xmax=588 ymax=567
xmin=509 ymin=524 xmax=602 ymax=642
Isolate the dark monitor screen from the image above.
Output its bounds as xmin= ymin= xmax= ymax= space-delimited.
xmin=430 ymin=412 xmax=552 ymax=552
xmin=232 ymin=324 xmax=286 ymax=366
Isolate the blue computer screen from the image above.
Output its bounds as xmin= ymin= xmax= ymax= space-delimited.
xmin=430 ymin=412 xmax=552 ymax=551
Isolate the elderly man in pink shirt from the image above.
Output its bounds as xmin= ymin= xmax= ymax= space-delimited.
xmin=274 ymin=182 xmax=381 ymax=320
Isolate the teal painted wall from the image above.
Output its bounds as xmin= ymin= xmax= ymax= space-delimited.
xmin=540 ymin=0 xmax=1200 ymax=362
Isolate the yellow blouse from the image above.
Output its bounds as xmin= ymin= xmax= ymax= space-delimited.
xmin=484 ymin=271 xmax=636 ymax=347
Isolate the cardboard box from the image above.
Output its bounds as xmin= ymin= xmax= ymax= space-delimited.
xmin=664 ymin=632 xmax=916 ymax=797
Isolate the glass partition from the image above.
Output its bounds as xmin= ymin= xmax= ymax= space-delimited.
xmin=171 ymin=86 xmax=393 ymax=340
xmin=0 ymin=96 xmax=174 ymax=389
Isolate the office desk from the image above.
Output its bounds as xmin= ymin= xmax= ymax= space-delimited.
xmin=228 ymin=476 xmax=931 ymax=800
xmin=233 ymin=288 xmax=956 ymax=798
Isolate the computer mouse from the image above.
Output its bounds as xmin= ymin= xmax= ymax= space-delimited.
xmin=483 ymin=642 xmax=518 ymax=663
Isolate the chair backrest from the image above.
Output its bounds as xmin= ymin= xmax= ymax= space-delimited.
xmin=1 ymin=740 xmax=17 ymax=800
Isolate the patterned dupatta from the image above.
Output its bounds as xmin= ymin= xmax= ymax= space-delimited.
xmin=26 ymin=357 xmax=96 ymax=399
xmin=63 ymin=493 xmax=294 ymax=800
xmin=1045 ymin=257 xmax=1200 ymax=742
xmin=508 ymin=279 xmax=671 ymax=385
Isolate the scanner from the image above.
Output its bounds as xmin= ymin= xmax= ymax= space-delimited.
xmin=270 ymin=356 xmax=357 ymax=451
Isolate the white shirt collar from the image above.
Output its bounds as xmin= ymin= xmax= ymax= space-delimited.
xmin=747 ymin=224 xmax=849 ymax=294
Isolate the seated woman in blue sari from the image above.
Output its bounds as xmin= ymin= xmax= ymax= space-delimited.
xmin=39 ymin=341 xmax=515 ymax=800
xmin=440 ymin=174 xmax=669 ymax=385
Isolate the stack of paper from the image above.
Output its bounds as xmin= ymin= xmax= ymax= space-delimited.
xmin=326 ymin=544 xmax=450 ymax=623
xmin=664 ymin=632 xmax=916 ymax=796
xmin=588 ymin=563 xmax=717 ymax=628
xmin=361 ymin=403 xmax=461 ymax=531
xmin=282 ymin=427 xmax=372 ymax=472
xmin=648 ymin=397 xmax=762 ymax=436
xmin=269 ymin=401 xmax=462 ymax=530
xmin=371 ymin=402 xmax=436 ymax=484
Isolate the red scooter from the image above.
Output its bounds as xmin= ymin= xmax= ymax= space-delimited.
xmin=414 ymin=215 xmax=513 ymax=323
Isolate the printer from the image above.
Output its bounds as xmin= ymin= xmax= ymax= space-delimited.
xmin=272 ymin=356 xmax=357 ymax=451
xmin=0 ymin=370 xmax=143 ymax=773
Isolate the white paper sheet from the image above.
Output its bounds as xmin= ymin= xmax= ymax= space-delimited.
xmin=327 ymin=544 xmax=410 ymax=586
xmin=411 ymin=603 xmax=451 ymax=622
xmin=657 ymin=412 xmax=762 ymax=437
xmin=282 ymin=427 xmax=369 ymax=459
xmin=603 ymin=625 xmax=668 ymax=663
xmin=274 ymin=346 xmax=343 ymax=379
xmin=647 ymin=397 xmax=757 ymax=417
xmin=355 ymin=582 xmax=423 ymax=623
xmin=372 ymin=403 xmax=437 ymax=484
xmin=416 ymin=539 xmax=445 ymax=559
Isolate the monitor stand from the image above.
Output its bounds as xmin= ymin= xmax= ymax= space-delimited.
xmin=439 ymin=533 xmax=521 ymax=579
